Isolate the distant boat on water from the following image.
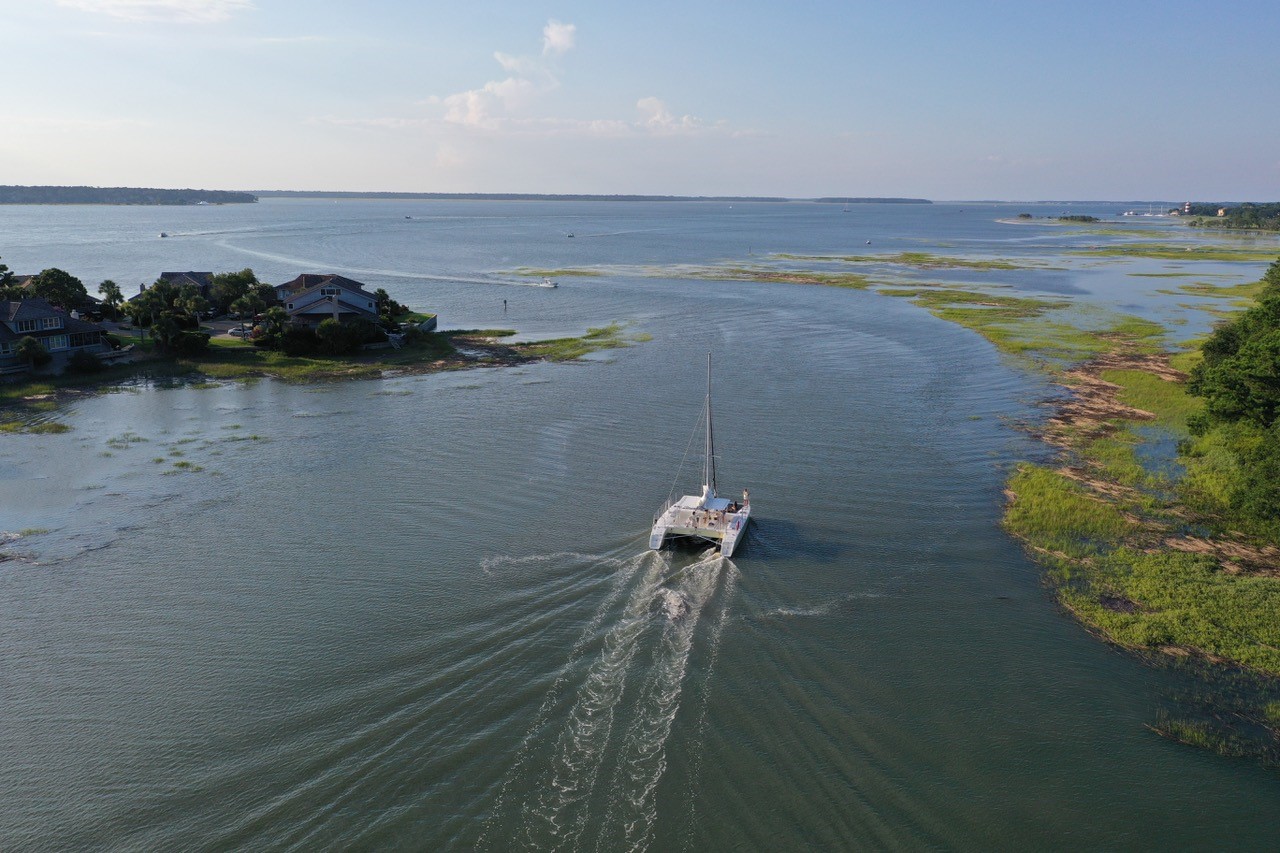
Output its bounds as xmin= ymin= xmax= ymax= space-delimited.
xmin=159 ymin=232 xmax=168 ymax=238
xmin=540 ymin=277 xmax=558 ymax=288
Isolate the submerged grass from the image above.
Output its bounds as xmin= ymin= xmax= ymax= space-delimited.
xmin=688 ymin=266 xmax=875 ymax=289
xmin=772 ymin=251 xmax=1046 ymax=270
xmin=877 ymin=286 xmax=1164 ymax=370
xmin=515 ymin=322 xmax=639 ymax=361
xmin=512 ymin=267 xmax=603 ymax=277
xmin=1071 ymin=243 xmax=1280 ymax=262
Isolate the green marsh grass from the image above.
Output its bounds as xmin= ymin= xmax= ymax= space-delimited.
xmin=1100 ymin=369 xmax=1202 ymax=430
xmin=1004 ymin=464 xmax=1137 ymax=557
xmin=773 ymin=251 xmax=1045 ymax=270
xmin=1071 ymin=243 xmax=1280 ymax=262
xmin=512 ymin=267 xmax=603 ymax=277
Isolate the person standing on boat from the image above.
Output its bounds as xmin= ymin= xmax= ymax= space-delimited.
xmin=742 ymin=489 xmax=749 ymax=505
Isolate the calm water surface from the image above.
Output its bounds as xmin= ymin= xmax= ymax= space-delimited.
xmin=1 ymin=201 xmax=1277 ymax=849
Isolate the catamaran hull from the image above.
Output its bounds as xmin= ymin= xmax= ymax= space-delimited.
xmin=649 ymin=505 xmax=750 ymax=557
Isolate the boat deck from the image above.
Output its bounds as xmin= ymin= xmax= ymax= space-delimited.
xmin=650 ymin=498 xmax=750 ymax=556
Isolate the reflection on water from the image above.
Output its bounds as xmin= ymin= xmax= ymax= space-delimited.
xmin=2 ymin=201 xmax=1279 ymax=849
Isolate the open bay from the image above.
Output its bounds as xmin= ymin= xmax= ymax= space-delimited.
xmin=2 ymin=200 xmax=1277 ymax=849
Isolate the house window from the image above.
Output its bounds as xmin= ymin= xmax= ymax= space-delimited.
xmin=15 ymin=319 xmax=37 ymax=333
xmin=367 ymin=302 xmax=373 ymax=309
xmin=41 ymin=317 xmax=61 ymax=330
xmin=70 ymin=331 xmax=101 ymax=348
xmin=321 ymin=287 xmax=339 ymax=296
xmin=47 ymin=335 xmax=69 ymax=351
xmin=287 ymin=303 xmax=294 ymax=310
xmin=0 ymin=341 xmax=12 ymax=355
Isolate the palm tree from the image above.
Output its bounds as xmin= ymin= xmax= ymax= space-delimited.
xmin=97 ymin=280 xmax=123 ymax=318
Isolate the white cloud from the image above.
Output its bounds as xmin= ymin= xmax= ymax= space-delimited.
xmin=55 ymin=0 xmax=253 ymax=23
xmin=636 ymin=97 xmax=704 ymax=133
xmin=251 ymin=34 xmax=333 ymax=46
xmin=542 ymin=19 xmax=575 ymax=55
xmin=7 ymin=114 xmax=153 ymax=131
xmin=433 ymin=20 xmax=574 ymax=128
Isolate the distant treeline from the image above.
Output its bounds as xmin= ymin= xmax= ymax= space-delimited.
xmin=812 ymin=197 xmax=932 ymax=204
xmin=256 ymin=191 xmax=933 ymax=203
xmin=0 ymin=186 xmax=258 ymax=205
xmin=1190 ymin=202 xmax=1280 ymax=232
xmin=255 ymin=191 xmax=791 ymax=202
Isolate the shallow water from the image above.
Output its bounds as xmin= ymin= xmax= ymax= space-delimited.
xmin=1 ymin=201 xmax=1277 ymax=849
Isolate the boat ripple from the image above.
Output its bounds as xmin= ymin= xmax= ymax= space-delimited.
xmin=593 ymin=553 xmax=724 ymax=851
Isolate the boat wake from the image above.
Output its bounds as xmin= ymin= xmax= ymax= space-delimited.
xmin=216 ymin=240 xmax=560 ymax=289
xmin=482 ymin=549 xmax=732 ymax=851
xmin=593 ymin=552 xmax=726 ymax=851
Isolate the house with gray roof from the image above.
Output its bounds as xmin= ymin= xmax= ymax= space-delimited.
xmin=0 ymin=297 xmax=110 ymax=374
xmin=159 ymin=271 xmax=214 ymax=299
xmin=276 ymin=274 xmax=380 ymax=328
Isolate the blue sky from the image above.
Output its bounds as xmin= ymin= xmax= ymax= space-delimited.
xmin=2 ymin=0 xmax=1278 ymax=199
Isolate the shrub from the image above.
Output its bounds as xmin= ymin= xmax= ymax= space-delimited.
xmin=316 ymin=318 xmax=384 ymax=355
xmin=280 ymin=326 xmax=320 ymax=356
xmin=169 ymin=330 xmax=210 ymax=355
xmin=15 ymin=336 xmax=51 ymax=368
xmin=67 ymin=349 xmax=104 ymax=373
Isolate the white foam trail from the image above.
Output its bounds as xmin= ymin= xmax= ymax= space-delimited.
xmin=680 ymin=563 xmax=738 ymax=850
xmin=594 ymin=554 xmax=723 ymax=852
xmin=516 ymin=551 xmax=668 ymax=849
xmin=478 ymin=548 xmax=660 ymax=845
xmin=216 ymin=240 xmax=538 ymax=287
xmin=479 ymin=551 xmax=619 ymax=577
xmin=476 ymin=551 xmax=644 ymax=852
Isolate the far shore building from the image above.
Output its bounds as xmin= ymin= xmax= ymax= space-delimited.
xmin=0 ymin=297 xmax=110 ymax=375
xmin=276 ymin=274 xmax=380 ymax=328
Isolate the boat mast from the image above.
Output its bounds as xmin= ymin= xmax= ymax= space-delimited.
xmin=704 ymin=353 xmax=717 ymax=494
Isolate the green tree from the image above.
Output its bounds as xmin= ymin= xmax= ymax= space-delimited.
xmin=0 ymin=256 xmax=12 ymax=287
xmin=262 ymin=305 xmax=289 ymax=336
xmin=181 ymin=291 xmax=211 ymax=328
xmin=98 ymin=280 xmax=124 ymax=317
xmin=230 ymin=292 xmax=265 ymax=335
xmin=151 ymin=313 xmax=180 ymax=349
xmin=209 ymin=268 xmax=258 ymax=314
xmin=31 ymin=268 xmax=90 ymax=309
xmin=15 ymin=336 xmax=51 ymax=368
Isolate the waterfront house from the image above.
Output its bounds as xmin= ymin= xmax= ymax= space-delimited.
xmin=0 ymin=297 xmax=109 ymax=374
xmin=276 ymin=274 xmax=380 ymax=327
xmin=159 ymin=271 xmax=215 ymax=299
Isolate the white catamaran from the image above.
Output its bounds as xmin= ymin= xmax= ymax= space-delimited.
xmin=649 ymin=355 xmax=751 ymax=557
